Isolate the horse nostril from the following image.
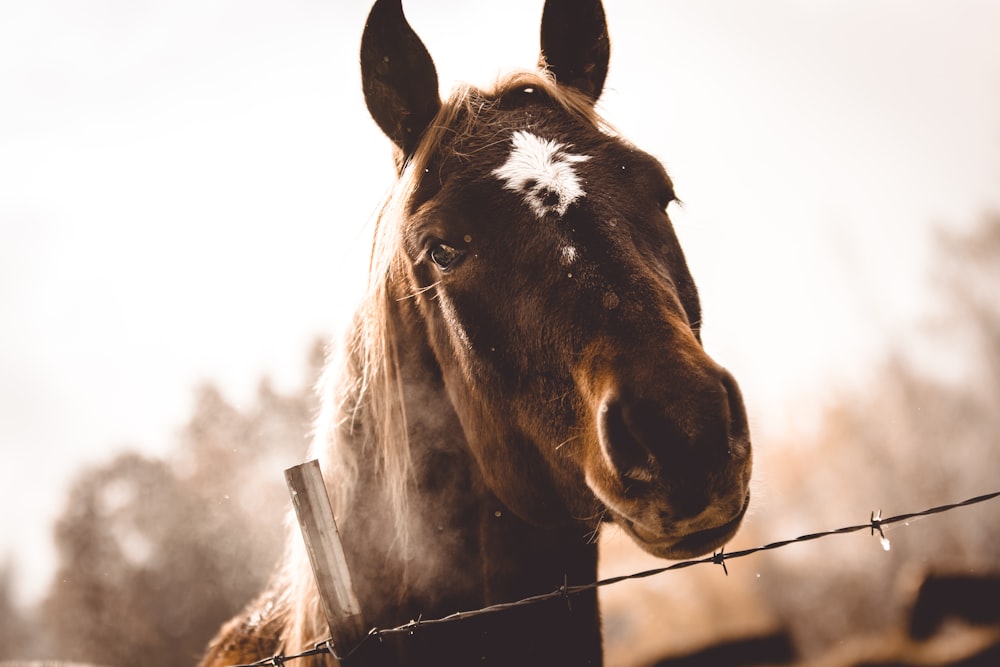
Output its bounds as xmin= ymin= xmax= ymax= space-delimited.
xmin=718 ymin=369 xmax=750 ymax=457
xmin=599 ymin=400 xmax=649 ymax=478
xmin=598 ymin=397 xmax=688 ymax=480
xmin=598 ymin=372 xmax=748 ymax=482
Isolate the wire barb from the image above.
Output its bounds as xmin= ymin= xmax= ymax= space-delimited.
xmin=870 ymin=509 xmax=891 ymax=551
xmin=405 ymin=614 xmax=423 ymax=635
xmin=560 ymin=573 xmax=573 ymax=612
xmin=712 ymin=547 xmax=729 ymax=576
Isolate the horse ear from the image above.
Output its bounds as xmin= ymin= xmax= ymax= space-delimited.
xmin=361 ymin=0 xmax=441 ymax=165
xmin=539 ymin=0 xmax=610 ymax=100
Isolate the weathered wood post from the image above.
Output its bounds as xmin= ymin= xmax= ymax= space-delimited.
xmin=285 ymin=460 xmax=372 ymax=664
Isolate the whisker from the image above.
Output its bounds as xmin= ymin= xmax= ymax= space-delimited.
xmin=581 ymin=509 xmax=609 ymax=544
xmin=555 ymin=435 xmax=580 ymax=451
xmin=397 ymin=281 xmax=441 ymax=301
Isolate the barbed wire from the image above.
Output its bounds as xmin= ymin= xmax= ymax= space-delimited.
xmin=229 ymin=489 xmax=1000 ymax=667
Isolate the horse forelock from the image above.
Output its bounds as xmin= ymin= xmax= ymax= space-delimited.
xmin=407 ymin=70 xmax=610 ymax=199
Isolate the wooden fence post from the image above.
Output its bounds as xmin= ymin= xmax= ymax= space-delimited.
xmin=285 ymin=460 xmax=372 ymax=664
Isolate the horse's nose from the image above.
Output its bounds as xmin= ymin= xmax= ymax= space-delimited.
xmin=597 ymin=367 xmax=748 ymax=514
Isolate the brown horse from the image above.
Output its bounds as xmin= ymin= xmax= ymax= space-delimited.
xmin=199 ymin=1 xmax=752 ymax=665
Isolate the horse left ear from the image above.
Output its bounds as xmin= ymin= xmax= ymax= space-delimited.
xmin=539 ymin=0 xmax=610 ymax=100
xmin=361 ymin=0 xmax=441 ymax=166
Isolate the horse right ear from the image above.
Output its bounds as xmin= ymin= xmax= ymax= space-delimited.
xmin=539 ymin=0 xmax=610 ymax=100
xmin=361 ymin=0 xmax=441 ymax=167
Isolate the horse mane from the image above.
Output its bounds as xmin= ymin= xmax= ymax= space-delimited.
xmin=270 ymin=69 xmax=612 ymax=652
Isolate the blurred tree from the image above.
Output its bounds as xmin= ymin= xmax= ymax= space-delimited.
xmin=41 ymin=452 xmax=180 ymax=665
xmin=35 ymin=341 xmax=323 ymax=667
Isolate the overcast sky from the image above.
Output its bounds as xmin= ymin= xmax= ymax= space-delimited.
xmin=3 ymin=0 xmax=1000 ymax=607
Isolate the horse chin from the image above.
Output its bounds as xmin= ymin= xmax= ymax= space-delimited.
xmin=612 ymin=491 xmax=750 ymax=560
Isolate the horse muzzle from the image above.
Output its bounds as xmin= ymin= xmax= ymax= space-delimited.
xmin=581 ymin=356 xmax=753 ymax=559
xmin=610 ymin=488 xmax=751 ymax=559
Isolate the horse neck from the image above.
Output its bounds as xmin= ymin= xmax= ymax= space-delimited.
xmin=334 ymin=293 xmax=602 ymax=659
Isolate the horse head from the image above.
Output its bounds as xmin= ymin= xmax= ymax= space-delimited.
xmin=197 ymin=3 xmax=755 ymax=666
xmin=360 ymin=0 xmax=752 ymax=561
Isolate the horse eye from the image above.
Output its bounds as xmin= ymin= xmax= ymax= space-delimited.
xmin=428 ymin=243 xmax=462 ymax=270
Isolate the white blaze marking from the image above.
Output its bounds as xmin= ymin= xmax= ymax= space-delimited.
xmin=492 ymin=130 xmax=590 ymax=219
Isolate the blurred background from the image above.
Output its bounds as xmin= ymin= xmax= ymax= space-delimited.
xmin=2 ymin=1 xmax=999 ymax=665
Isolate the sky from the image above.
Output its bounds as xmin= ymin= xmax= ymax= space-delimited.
xmin=2 ymin=0 xmax=1000 ymax=607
